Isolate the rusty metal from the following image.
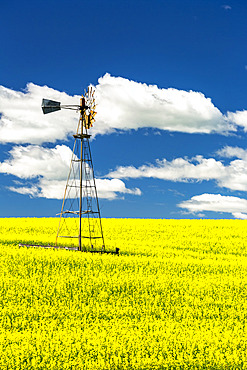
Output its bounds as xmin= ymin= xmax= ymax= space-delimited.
xmin=19 ymin=244 xmax=119 ymax=255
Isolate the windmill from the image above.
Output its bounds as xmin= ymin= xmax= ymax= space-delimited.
xmin=39 ymin=87 xmax=119 ymax=255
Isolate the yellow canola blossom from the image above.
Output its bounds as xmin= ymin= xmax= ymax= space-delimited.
xmin=0 ymin=218 xmax=247 ymax=369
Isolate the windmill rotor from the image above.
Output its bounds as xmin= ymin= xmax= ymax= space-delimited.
xmin=82 ymin=86 xmax=97 ymax=129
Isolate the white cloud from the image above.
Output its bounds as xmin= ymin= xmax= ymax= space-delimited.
xmin=227 ymin=110 xmax=247 ymax=131
xmin=216 ymin=145 xmax=247 ymax=159
xmin=178 ymin=193 xmax=247 ymax=219
xmin=9 ymin=178 xmax=141 ymax=200
xmin=0 ymin=145 xmax=141 ymax=200
xmin=108 ymin=156 xmax=224 ymax=181
xmin=0 ymin=74 xmax=240 ymax=145
xmin=0 ymin=144 xmax=72 ymax=180
xmin=9 ymin=184 xmax=39 ymax=198
xmin=0 ymin=83 xmax=79 ymax=144
xmin=222 ymin=5 xmax=232 ymax=10
xmin=108 ymin=146 xmax=247 ymax=192
xmin=94 ymin=74 xmax=234 ymax=135
xmin=232 ymin=212 xmax=247 ymax=220
xmin=95 ymin=179 xmax=141 ymax=200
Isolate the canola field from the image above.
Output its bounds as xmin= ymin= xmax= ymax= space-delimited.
xmin=0 ymin=218 xmax=247 ymax=369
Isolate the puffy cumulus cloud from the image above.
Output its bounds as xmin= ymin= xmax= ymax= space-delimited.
xmin=9 ymin=178 xmax=140 ymax=200
xmin=216 ymin=146 xmax=247 ymax=191
xmin=216 ymin=145 xmax=247 ymax=159
xmin=0 ymin=145 xmax=141 ymax=200
xmin=94 ymin=74 xmax=234 ymax=135
xmin=227 ymin=110 xmax=247 ymax=132
xmin=178 ymin=193 xmax=247 ymax=219
xmin=9 ymin=179 xmax=66 ymax=199
xmin=108 ymin=146 xmax=247 ymax=192
xmin=0 ymin=144 xmax=72 ymax=180
xmin=108 ymin=156 xmax=224 ymax=182
xmin=95 ymin=179 xmax=141 ymax=200
xmin=232 ymin=212 xmax=247 ymax=220
xmin=0 ymin=83 xmax=79 ymax=144
xmin=0 ymin=74 xmax=240 ymax=145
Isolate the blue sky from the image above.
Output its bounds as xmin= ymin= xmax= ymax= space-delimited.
xmin=1 ymin=0 xmax=247 ymax=219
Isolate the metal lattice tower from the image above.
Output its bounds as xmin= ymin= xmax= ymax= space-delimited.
xmin=42 ymin=89 xmax=105 ymax=252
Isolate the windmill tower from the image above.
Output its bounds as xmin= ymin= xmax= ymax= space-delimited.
xmin=41 ymin=88 xmax=106 ymax=252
